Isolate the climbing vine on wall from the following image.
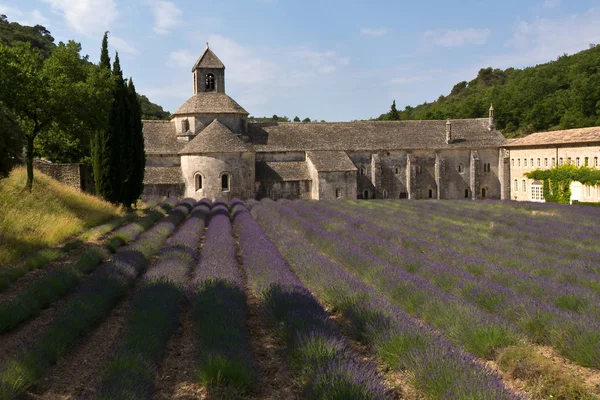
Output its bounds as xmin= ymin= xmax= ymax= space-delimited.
xmin=526 ymin=165 xmax=600 ymax=204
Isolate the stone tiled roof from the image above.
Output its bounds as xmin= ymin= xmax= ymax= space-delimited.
xmin=307 ymin=151 xmax=357 ymax=172
xmin=255 ymin=162 xmax=311 ymax=181
xmin=142 ymin=120 xmax=184 ymax=155
xmin=505 ymin=126 xmax=600 ymax=147
xmin=248 ymin=119 xmax=505 ymax=151
xmin=179 ymin=120 xmax=252 ymax=155
xmin=144 ymin=166 xmax=184 ymax=185
xmin=192 ymin=47 xmax=225 ymax=70
xmin=172 ymin=92 xmax=248 ymax=116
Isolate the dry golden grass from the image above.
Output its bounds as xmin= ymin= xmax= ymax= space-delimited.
xmin=0 ymin=168 xmax=122 ymax=267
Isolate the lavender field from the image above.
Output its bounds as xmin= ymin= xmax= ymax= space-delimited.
xmin=0 ymin=198 xmax=599 ymax=400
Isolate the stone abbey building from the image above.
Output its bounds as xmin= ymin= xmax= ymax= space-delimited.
xmin=142 ymin=46 xmax=512 ymax=201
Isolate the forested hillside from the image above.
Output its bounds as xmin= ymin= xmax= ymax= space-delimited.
xmin=379 ymin=45 xmax=600 ymax=137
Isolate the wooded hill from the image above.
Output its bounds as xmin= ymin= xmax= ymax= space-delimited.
xmin=378 ymin=45 xmax=600 ymax=138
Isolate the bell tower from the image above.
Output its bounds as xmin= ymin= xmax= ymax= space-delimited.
xmin=192 ymin=43 xmax=226 ymax=94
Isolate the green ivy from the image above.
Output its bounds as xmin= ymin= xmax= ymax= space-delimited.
xmin=526 ymin=165 xmax=600 ymax=204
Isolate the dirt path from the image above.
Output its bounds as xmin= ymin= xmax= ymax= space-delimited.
xmin=21 ymin=295 xmax=131 ymax=399
xmin=154 ymin=303 xmax=207 ymax=400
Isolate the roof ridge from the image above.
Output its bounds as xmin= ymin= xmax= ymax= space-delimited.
xmin=251 ymin=118 xmax=488 ymax=126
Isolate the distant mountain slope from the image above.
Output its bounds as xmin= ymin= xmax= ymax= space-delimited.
xmin=378 ymin=45 xmax=600 ymax=138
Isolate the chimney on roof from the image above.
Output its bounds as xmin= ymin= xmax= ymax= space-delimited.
xmin=488 ymin=104 xmax=495 ymax=131
xmin=445 ymin=119 xmax=452 ymax=144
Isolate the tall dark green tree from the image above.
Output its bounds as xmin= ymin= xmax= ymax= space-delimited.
xmin=388 ymin=100 xmax=400 ymax=120
xmin=91 ymin=34 xmax=116 ymax=201
xmin=0 ymin=104 xmax=23 ymax=177
xmin=124 ymin=77 xmax=145 ymax=206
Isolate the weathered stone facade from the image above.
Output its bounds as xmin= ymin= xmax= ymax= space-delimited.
xmin=142 ymin=45 xmax=510 ymax=202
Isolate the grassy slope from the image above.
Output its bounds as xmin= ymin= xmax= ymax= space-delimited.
xmin=0 ymin=168 xmax=122 ymax=267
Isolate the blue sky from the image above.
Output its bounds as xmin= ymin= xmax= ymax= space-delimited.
xmin=2 ymin=0 xmax=600 ymax=121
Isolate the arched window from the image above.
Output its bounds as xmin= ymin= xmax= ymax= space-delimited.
xmin=394 ymin=167 xmax=400 ymax=174
xmin=363 ymin=189 xmax=370 ymax=199
xmin=205 ymin=74 xmax=215 ymax=91
xmin=464 ymin=188 xmax=470 ymax=198
xmin=481 ymin=187 xmax=487 ymax=198
xmin=382 ymin=189 xmax=388 ymax=199
xmin=458 ymin=164 xmax=464 ymax=174
xmin=194 ymin=173 xmax=203 ymax=191
xmin=428 ymin=189 xmax=433 ymax=199
xmin=359 ymin=167 xmax=366 ymax=176
xmin=335 ymin=189 xmax=341 ymax=198
xmin=221 ymin=173 xmax=230 ymax=191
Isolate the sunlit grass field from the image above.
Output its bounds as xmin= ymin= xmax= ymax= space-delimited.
xmin=0 ymin=168 xmax=122 ymax=267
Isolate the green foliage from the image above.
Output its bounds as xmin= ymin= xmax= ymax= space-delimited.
xmin=387 ymin=100 xmax=400 ymax=121
xmin=0 ymin=15 xmax=55 ymax=58
xmin=376 ymin=45 xmax=600 ymax=137
xmin=0 ymin=105 xmax=22 ymax=177
xmin=93 ymin=46 xmax=145 ymax=207
xmin=138 ymin=94 xmax=170 ymax=120
xmin=293 ymin=115 xmax=301 ymax=122
xmin=249 ymin=115 xmax=291 ymax=122
xmin=302 ymin=117 xmax=312 ymax=123
xmin=99 ymin=31 xmax=110 ymax=70
xmin=526 ymin=165 xmax=600 ymax=204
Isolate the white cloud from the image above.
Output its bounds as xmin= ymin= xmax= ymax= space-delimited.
xmin=360 ymin=27 xmax=387 ymax=37
xmin=424 ymin=28 xmax=491 ymax=47
xmin=152 ymin=1 xmax=181 ymax=35
xmin=0 ymin=4 xmax=49 ymax=26
xmin=111 ymin=35 xmax=138 ymax=55
xmin=489 ymin=8 xmax=600 ymax=68
xmin=543 ymin=0 xmax=561 ymax=8
xmin=42 ymin=0 xmax=117 ymax=35
xmin=287 ymin=48 xmax=350 ymax=75
xmin=168 ymin=49 xmax=197 ymax=68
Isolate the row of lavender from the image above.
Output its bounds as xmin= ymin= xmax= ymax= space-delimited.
xmin=0 ymin=199 xmax=194 ymax=399
xmin=344 ymin=200 xmax=600 ymax=301
xmin=331 ymin=200 xmax=600 ymax=315
xmin=232 ymin=200 xmax=392 ymax=399
xmin=277 ymin=199 xmax=600 ymax=369
xmin=0 ymin=198 xmax=177 ymax=335
xmin=250 ymin=199 xmax=519 ymax=399
xmin=96 ymin=200 xmax=211 ymax=398
xmin=372 ymin=199 xmax=600 ymax=277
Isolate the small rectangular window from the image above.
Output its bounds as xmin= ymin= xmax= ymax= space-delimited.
xmin=568 ymin=157 xmax=572 ymax=165
xmin=576 ymin=157 xmax=580 ymax=167
xmin=524 ymin=159 xmax=528 ymax=167
xmin=585 ymin=157 xmax=589 ymax=167
xmin=523 ymin=180 xmax=526 ymax=192
xmin=537 ymin=158 xmax=540 ymax=167
xmin=335 ymin=189 xmax=341 ymax=198
xmin=512 ymin=159 xmax=514 ymax=167
xmin=531 ymin=158 xmax=534 ymax=167
xmin=559 ymin=157 xmax=563 ymax=166
xmin=514 ymin=179 xmax=518 ymax=192
xmin=552 ymin=158 xmax=556 ymax=166
xmin=595 ymin=157 xmax=599 ymax=167
xmin=544 ymin=158 xmax=548 ymax=167
xmin=518 ymin=159 xmax=521 ymax=167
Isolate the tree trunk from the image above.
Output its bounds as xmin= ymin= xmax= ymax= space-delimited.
xmin=25 ymin=129 xmax=37 ymax=191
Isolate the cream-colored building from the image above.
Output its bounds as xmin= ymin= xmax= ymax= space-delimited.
xmin=506 ymin=127 xmax=600 ymax=203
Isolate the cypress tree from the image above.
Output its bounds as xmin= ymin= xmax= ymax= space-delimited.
xmin=125 ymin=78 xmax=145 ymax=206
xmin=92 ymin=33 xmax=115 ymax=200
xmin=389 ymin=100 xmax=400 ymax=120
xmin=109 ymin=51 xmax=130 ymax=205
xmin=99 ymin=31 xmax=110 ymax=69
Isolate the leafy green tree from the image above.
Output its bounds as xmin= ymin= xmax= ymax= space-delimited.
xmin=302 ymin=117 xmax=311 ymax=123
xmin=293 ymin=116 xmax=300 ymax=122
xmin=138 ymin=94 xmax=170 ymax=120
xmin=0 ymin=41 xmax=111 ymax=190
xmin=0 ymin=105 xmax=23 ymax=177
xmin=0 ymin=15 xmax=55 ymax=58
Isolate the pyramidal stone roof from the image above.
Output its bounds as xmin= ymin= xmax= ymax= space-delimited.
xmin=142 ymin=120 xmax=185 ymax=155
xmin=172 ymin=92 xmax=248 ymax=116
xmin=192 ymin=46 xmax=225 ymax=71
xmin=179 ymin=119 xmax=252 ymax=155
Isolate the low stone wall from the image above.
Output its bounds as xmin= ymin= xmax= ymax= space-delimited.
xmin=33 ymin=160 xmax=94 ymax=193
